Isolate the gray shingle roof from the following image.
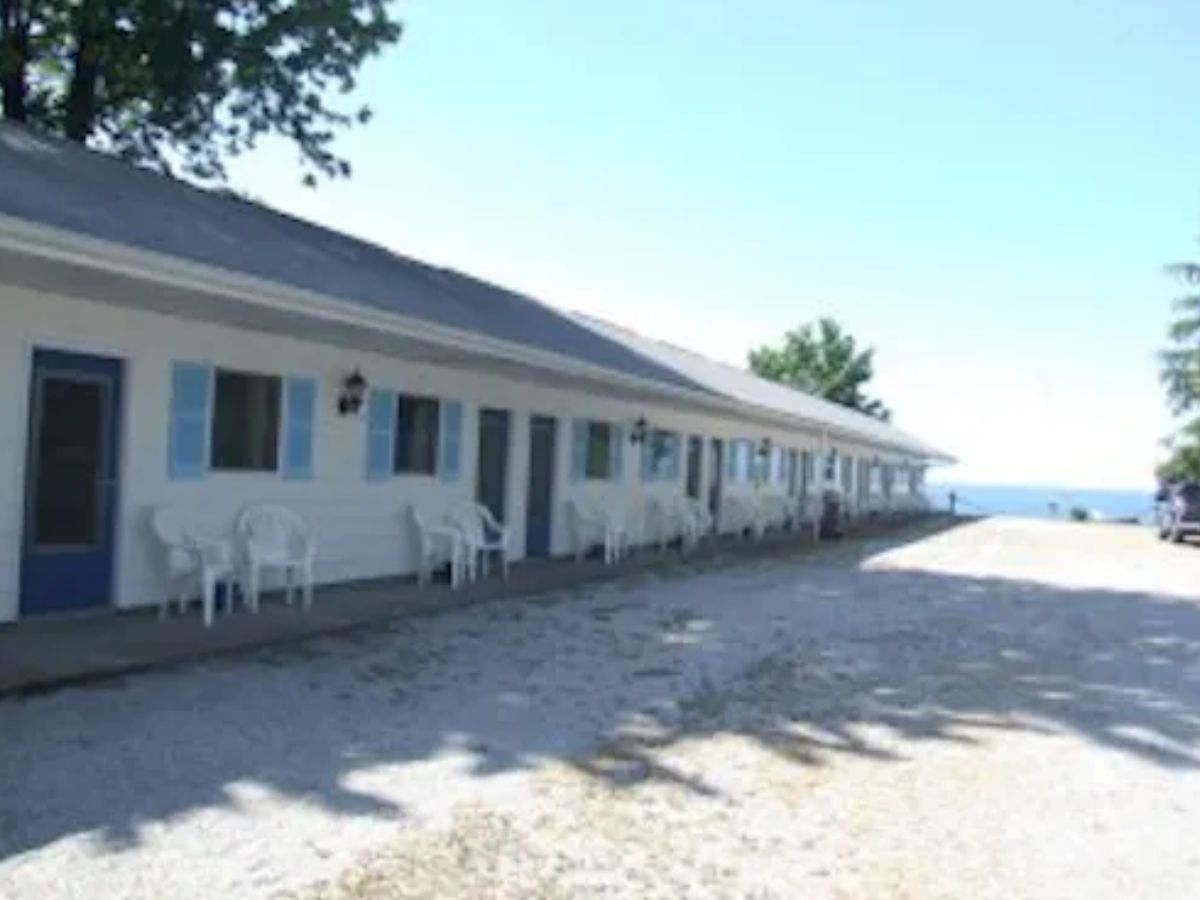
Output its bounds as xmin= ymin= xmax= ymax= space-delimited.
xmin=0 ymin=124 xmax=701 ymax=392
xmin=573 ymin=314 xmax=952 ymax=461
xmin=0 ymin=123 xmax=949 ymax=461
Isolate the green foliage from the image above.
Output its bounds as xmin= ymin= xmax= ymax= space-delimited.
xmin=1162 ymin=263 xmax=1200 ymax=415
xmin=1067 ymin=506 xmax=1091 ymax=522
xmin=1159 ymin=260 xmax=1200 ymax=482
xmin=1 ymin=0 xmax=401 ymax=184
xmin=749 ymin=317 xmax=892 ymax=421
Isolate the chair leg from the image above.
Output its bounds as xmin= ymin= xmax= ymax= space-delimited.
xmin=248 ymin=565 xmax=260 ymax=613
xmin=202 ymin=570 xmax=216 ymax=628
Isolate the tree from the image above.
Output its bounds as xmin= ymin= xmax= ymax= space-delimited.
xmin=1159 ymin=259 xmax=1200 ymax=482
xmin=749 ymin=317 xmax=892 ymax=421
xmin=0 ymin=0 xmax=401 ymax=185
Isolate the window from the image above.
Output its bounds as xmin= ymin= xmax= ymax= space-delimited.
xmin=394 ymin=394 xmax=440 ymax=475
xmin=751 ymin=444 xmax=768 ymax=483
xmin=646 ymin=429 xmax=679 ymax=481
xmin=824 ymin=449 xmax=838 ymax=482
xmin=731 ymin=439 xmax=752 ymax=483
xmin=211 ymin=369 xmax=281 ymax=471
xmin=585 ymin=421 xmax=613 ymax=480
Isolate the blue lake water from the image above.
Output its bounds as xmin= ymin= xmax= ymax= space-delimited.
xmin=926 ymin=483 xmax=1156 ymax=523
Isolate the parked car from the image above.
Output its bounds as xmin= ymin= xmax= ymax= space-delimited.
xmin=1155 ymin=482 xmax=1200 ymax=542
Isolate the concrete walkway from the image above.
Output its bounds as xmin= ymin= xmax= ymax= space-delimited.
xmin=0 ymin=519 xmax=924 ymax=696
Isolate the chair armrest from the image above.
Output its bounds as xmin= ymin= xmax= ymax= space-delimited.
xmin=173 ymin=535 xmax=233 ymax=572
xmin=425 ymin=525 xmax=464 ymax=545
xmin=478 ymin=506 xmax=508 ymax=542
xmin=192 ymin=537 xmax=234 ymax=571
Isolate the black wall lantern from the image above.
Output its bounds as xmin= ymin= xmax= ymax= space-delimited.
xmin=629 ymin=416 xmax=649 ymax=445
xmin=338 ymin=369 xmax=368 ymax=416
xmin=758 ymin=437 xmax=773 ymax=459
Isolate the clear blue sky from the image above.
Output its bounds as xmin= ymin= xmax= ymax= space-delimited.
xmin=227 ymin=0 xmax=1200 ymax=490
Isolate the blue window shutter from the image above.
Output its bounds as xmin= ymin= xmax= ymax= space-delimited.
xmin=168 ymin=361 xmax=211 ymax=481
xmin=642 ymin=436 xmax=654 ymax=483
xmin=669 ymin=434 xmax=681 ymax=481
xmin=610 ymin=424 xmax=625 ymax=482
xmin=282 ymin=377 xmax=316 ymax=481
xmin=440 ymin=400 xmax=463 ymax=483
xmin=365 ymin=389 xmax=395 ymax=482
xmin=570 ymin=420 xmax=588 ymax=484
xmin=727 ymin=441 xmax=738 ymax=482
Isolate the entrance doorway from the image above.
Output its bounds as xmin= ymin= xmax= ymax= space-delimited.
xmin=525 ymin=415 xmax=557 ymax=557
xmin=20 ymin=349 xmax=124 ymax=615
xmin=708 ymin=438 xmax=724 ymax=526
xmin=685 ymin=435 xmax=703 ymax=500
xmin=476 ymin=408 xmax=511 ymax=524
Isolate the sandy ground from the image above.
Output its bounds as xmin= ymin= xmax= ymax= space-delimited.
xmin=3 ymin=517 xmax=1200 ymax=899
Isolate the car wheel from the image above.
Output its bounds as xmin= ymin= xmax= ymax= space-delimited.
xmin=1171 ymin=524 xmax=1185 ymax=544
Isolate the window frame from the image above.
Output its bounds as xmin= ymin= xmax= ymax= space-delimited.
xmin=585 ymin=420 xmax=614 ymax=481
xmin=393 ymin=393 xmax=442 ymax=477
xmin=646 ymin=428 xmax=678 ymax=482
xmin=209 ymin=367 xmax=283 ymax=474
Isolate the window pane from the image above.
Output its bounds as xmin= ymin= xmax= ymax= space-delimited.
xmin=650 ymin=430 xmax=669 ymax=479
xmin=585 ymin=422 xmax=611 ymax=480
xmin=211 ymin=370 xmax=280 ymax=471
xmin=395 ymin=395 xmax=440 ymax=475
xmin=33 ymin=378 xmax=105 ymax=547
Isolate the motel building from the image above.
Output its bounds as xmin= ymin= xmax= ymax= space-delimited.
xmin=0 ymin=123 xmax=950 ymax=627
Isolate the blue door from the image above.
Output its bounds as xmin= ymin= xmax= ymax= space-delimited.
xmin=525 ymin=415 xmax=557 ymax=557
xmin=20 ymin=349 xmax=124 ymax=615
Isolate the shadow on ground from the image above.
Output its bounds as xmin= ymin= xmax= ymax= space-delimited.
xmin=3 ymin=516 xmax=1198 ymax=862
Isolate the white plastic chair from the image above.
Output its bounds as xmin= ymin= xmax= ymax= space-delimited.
xmin=724 ymin=495 xmax=764 ymax=540
xmin=799 ymin=493 xmax=824 ymax=538
xmin=409 ymin=506 xmax=465 ymax=588
xmin=645 ymin=495 xmax=683 ymax=551
xmin=236 ymin=504 xmax=317 ymax=612
xmin=568 ymin=499 xmax=604 ymax=562
xmin=449 ymin=501 xmax=510 ymax=581
xmin=602 ymin=501 xmax=631 ymax=564
xmin=678 ymin=497 xmax=711 ymax=551
xmin=759 ymin=495 xmax=793 ymax=533
xmin=568 ymin=498 xmax=628 ymax=564
xmin=151 ymin=506 xmax=236 ymax=627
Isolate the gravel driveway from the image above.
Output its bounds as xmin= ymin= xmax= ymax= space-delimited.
xmin=3 ymin=517 xmax=1200 ymax=899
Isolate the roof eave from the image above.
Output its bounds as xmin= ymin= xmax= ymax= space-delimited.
xmin=0 ymin=212 xmax=947 ymax=459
